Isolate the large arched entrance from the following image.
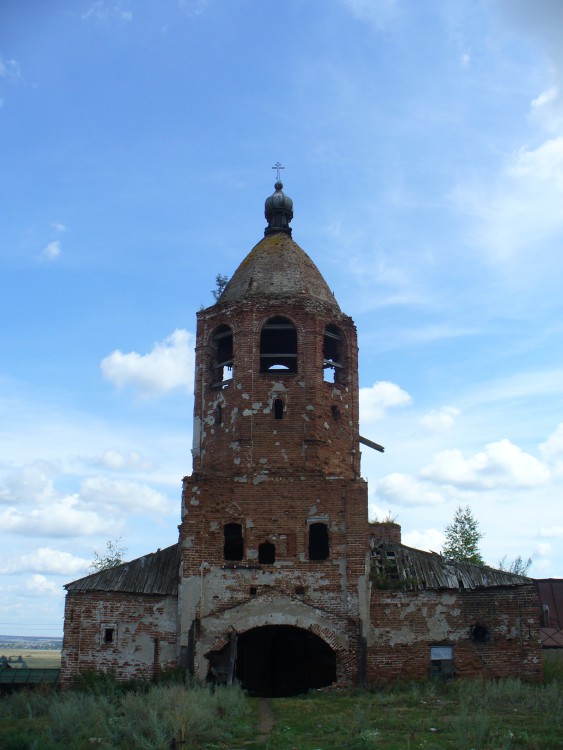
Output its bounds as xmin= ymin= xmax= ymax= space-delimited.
xmin=237 ymin=626 xmax=336 ymax=696
xmin=207 ymin=625 xmax=337 ymax=696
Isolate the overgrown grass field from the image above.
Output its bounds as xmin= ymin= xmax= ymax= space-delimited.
xmin=0 ymin=663 xmax=562 ymax=750
xmin=0 ymin=649 xmax=61 ymax=669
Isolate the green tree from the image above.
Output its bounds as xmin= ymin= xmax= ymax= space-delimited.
xmin=441 ymin=505 xmax=485 ymax=565
xmin=498 ymin=554 xmax=532 ymax=576
xmin=91 ymin=537 xmax=127 ymax=571
xmin=212 ymin=273 xmax=229 ymax=301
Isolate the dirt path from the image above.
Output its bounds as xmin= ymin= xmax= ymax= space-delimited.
xmin=256 ymin=697 xmax=275 ymax=739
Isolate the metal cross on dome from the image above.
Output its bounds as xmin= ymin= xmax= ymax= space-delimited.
xmin=272 ymin=161 xmax=284 ymax=181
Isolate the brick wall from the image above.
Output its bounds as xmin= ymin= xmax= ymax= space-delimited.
xmin=61 ymin=590 xmax=178 ymax=686
xmin=366 ymin=584 xmax=542 ymax=684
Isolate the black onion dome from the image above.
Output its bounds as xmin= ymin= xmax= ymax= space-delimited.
xmin=264 ymin=180 xmax=293 ymax=237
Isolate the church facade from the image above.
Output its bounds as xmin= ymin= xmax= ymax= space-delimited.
xmin=61 ymin=182 xmax=542 ymax=693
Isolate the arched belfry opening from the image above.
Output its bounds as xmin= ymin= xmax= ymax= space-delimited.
xmin=260 ymin=316 xmax=297 ymax=373
xmin=323 ymin=324 xmax=345 ymax=383
xmin=222 ymin=626 xmax=336 ymax=696
xmin=210 ymin=324 xmax=233 ymax=388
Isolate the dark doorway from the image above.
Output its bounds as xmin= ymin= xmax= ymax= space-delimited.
xmin=235 ymin=625 xmax=336 ymax=696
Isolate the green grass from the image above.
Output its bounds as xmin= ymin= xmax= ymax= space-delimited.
xmin=255 ymin=677 xmax=563 ymax=750
xmin=0 ymin=670 xmax=562 ymax=749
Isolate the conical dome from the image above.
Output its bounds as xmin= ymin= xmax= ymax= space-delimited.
xmin=218 ymin=180 xmax=339 ymax=309
xmin=219 ymin=232 xmax=339 ymax=309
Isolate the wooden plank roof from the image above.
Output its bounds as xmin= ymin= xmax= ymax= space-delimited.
xmin=65 ymin=543 xmax=180 ymax=596
xmin=371 ymin=541 xmax=532 ymax=591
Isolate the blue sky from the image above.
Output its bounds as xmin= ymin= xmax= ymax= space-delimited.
xmin=1 ymin=0 xmax=562 ymax=637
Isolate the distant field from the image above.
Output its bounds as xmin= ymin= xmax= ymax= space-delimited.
xmin=0 ymin=648 xmax=61 ymax=669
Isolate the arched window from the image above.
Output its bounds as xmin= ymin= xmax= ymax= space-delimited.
xmin=260 ymin=317 xmax=297 ymax=373
xmin=258 ymin=541 xmax=276 ymax=564
xmin=323 ymin=324 xmax=345 ymax=384
xmin=211 ymin=324 xmax=233 ymax=388
xmin=223 ymin=523 xmax=244 ymax=561
xmin=308 ymin=523 xmax=329 ymax=561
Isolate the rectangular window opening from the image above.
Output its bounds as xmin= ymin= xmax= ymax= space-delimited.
xmin=430 ymin=645 xmax=453 ymax=679
xmin=103 ymin=627 xmax=115 ymax=644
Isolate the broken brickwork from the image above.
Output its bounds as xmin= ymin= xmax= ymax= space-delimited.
xmin=62 ymin=182 xmax=542 ymax=693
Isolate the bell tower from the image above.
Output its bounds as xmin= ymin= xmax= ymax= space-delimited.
xmin=178 ymin=178 xmax=370 ymax=694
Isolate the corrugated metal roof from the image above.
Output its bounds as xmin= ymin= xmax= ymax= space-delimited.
xmin=371 ymin=541 xmax=532 ymax=591
xmin=536 ymin=578 xmax=563 ymax=628
xmin=65 ymin=543 xmax=180 ymax=596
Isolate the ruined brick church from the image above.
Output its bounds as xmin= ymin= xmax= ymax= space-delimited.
xmin=62 ymin=180 xmax=542 ymax=694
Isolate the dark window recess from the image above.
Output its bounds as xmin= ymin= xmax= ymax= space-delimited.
xmin=470 ymin=624 xmax=490 ymax=643
xmin=260 ymin=317 xmax=297 ymax=373
xmin=331 ymin=405 xmax=341 ymax=421
xmin=258 ymin=542 xmax=276 ymax=564
xmin=323 ymin=325 xmax=345 ymax=383
xmin=295 ymin=585 xmax=305 ymax=596
xmin=224 ymin=523 xmax=244 ymax=561
xmin=214 ymin=404 xmax=223 ymax=425
xmin=308 ymin=523 xmax=329 ymax=561
xmin=249 ymin=587 xmax=257 ymax=596
xmin=211 ymin=325 xmax=233 ymax=388
xmin=103 ymin=627 xmax=115 ymax=644
xmin=274 ymin=398 xmax=284 ymax=419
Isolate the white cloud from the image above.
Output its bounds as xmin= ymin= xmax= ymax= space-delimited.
xmin=539 ymin=423 xmax=563 ymax=476
xmin=420 ymin=439 xmax=550 ymax=490
xmin=0 ymin=548 xmax=90 ymax=576
xmin=82 ymin=1 xmax=132 ymax=23
xmin=25 ymin=574 xmax=62 ymax=596
xmin=0 ymin=498 xmax=117 ymax=537
xmin=51 ymin=222 xmax=67 ymax=233
xmin=101 ymin=329 xmax=195 ymax=397
xmin=340 ymin=0 xmax=399 ymax=27
xmin=508 ymin=137 xmax=563 ymax=189
xmin=0 ymin=56 xmax=21 ymax=80
xmin=402 ymin=528 xmax=445 ymax=553
xmin=0 ymin=461 xmax=58 ymax=506
xmin=419 ymin=406 xmax=460 ymax=432
xmin=41 ymin=240 xmax=61 ymax=261
xmin=178 ymin=0 xmax=209 ymax=16
xmin=531 ymin=86 xmax=558 ymax=110
xmin=538 ymin=526 xmax=563 ymax=539
xmin=455 ymin=137 xmax=563 ymax=264
xmin=360 ymin=381 xmax=412 ymax=423
xmin=79 ymin=476 xmax=174 ymax=514
xmin=376 ymin=473 xmax=445 ymax=507
xmin=88 ymin=448 xmax=154 ymax=471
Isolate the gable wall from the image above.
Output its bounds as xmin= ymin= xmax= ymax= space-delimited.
xmin=61 ymin=590 xmax=178 ymax=686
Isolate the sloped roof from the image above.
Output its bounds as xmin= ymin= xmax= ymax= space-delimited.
xmin=65 ymin=543 xmax=180 ymax=596
xmin=371 ymin=540 xmax=532 ymax=591
xmin=218 ymin=233 xmax=340 ymax=309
